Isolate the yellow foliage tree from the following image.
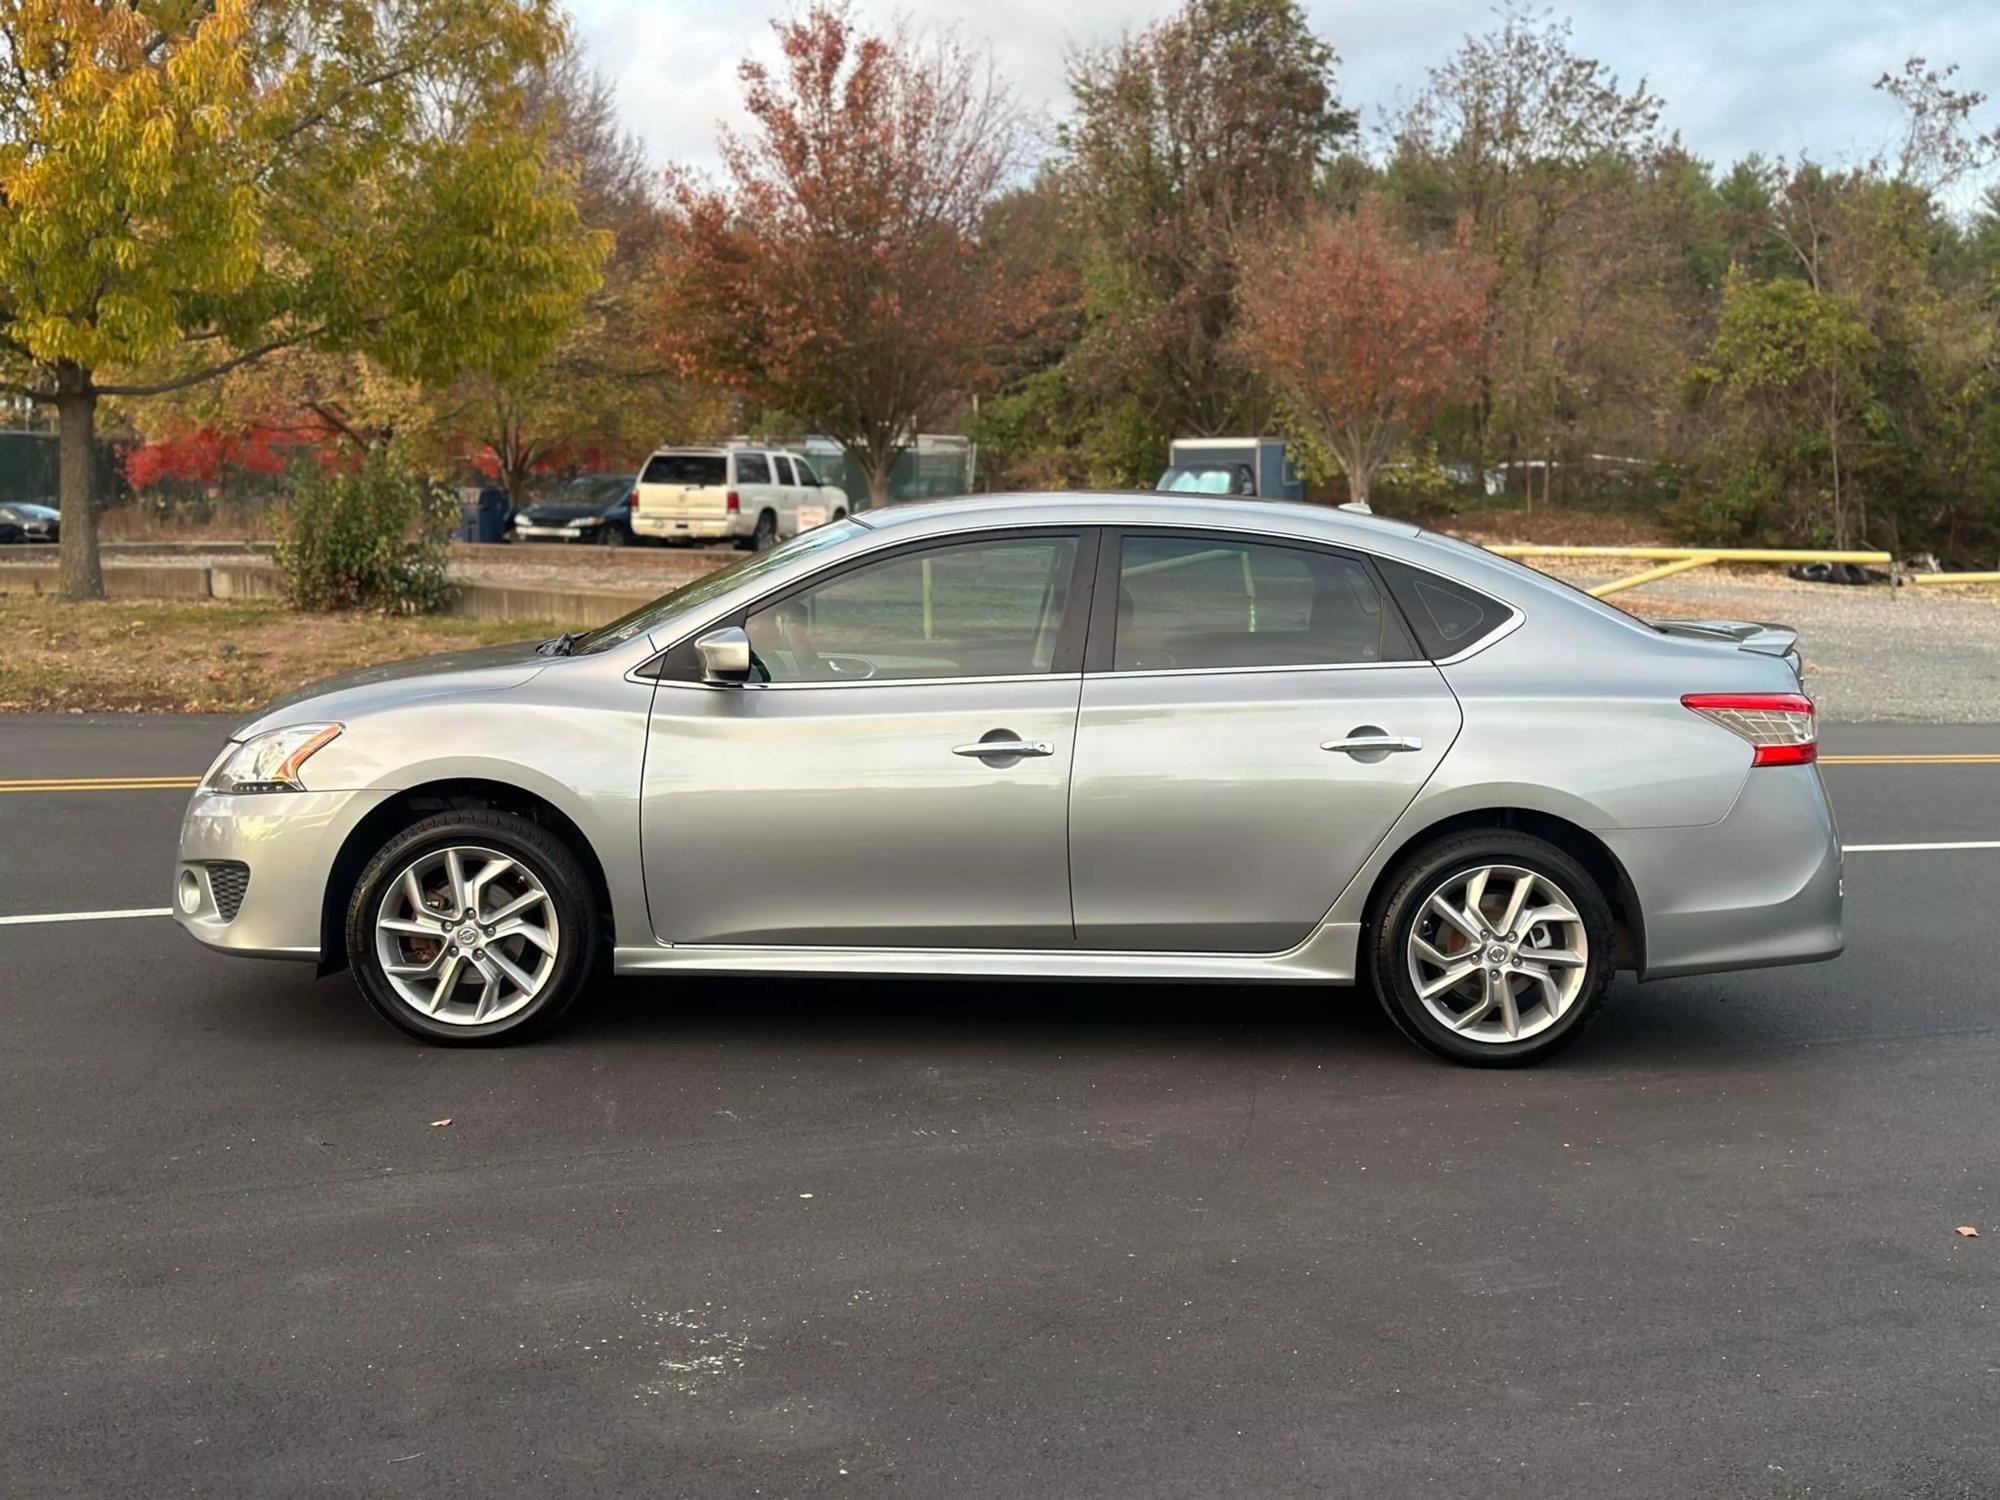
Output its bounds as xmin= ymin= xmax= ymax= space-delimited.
xmin=0 ymin=0 xmax=607 ymax=598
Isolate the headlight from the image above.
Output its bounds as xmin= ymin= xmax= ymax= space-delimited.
xmin=205 ymin=723 xmax=342 ymax=794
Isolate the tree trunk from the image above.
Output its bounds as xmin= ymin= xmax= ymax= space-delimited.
xmin=1348 ymin=466 xmax=1371 ymax=510
xmin=54 ymin=364 xmax=103 ymax=602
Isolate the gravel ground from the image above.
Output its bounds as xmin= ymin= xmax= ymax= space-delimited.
xmin=1540 ymin=562 xmax=2000 ymax=722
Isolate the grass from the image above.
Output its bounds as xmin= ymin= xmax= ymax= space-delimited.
xmin=0 ymin=598 xmax=559 ymax=714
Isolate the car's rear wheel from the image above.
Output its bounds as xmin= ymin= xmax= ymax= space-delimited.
xmin=345 ymin=811 xmax=598 ymax=1045
xmin=739 ymin=510 xmax=778 ymax=552
xmin=1366 ymin=831 xmax=1614 ymax=1066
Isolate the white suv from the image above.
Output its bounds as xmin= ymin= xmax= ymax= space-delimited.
xmin=630 ymin=446 xmax=850 ymax=550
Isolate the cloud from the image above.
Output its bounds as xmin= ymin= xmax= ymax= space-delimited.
xmin=568 ymin=0 xmax=2000 ymax=190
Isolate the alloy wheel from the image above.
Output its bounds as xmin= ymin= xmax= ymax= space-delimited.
xmin=1405 ymin=863 xmax=1589 ymax=1044
xmin=373 ymin=845 xmax=560 ymax=1027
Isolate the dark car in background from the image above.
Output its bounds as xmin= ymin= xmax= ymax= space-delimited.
xmin=0 ymin=502 xmax=60 ymax=544
xmin=513 ymin=474 xmax=639 ymax=547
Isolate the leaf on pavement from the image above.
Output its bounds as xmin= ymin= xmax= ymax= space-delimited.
xmin=431 ymin=1118 xmax=452 ymax=1128
xmin=1955 ymin=1226 xmax=1978 ymax=1237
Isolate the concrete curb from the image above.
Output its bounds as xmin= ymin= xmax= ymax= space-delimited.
xmin=0 ymin=560 xmax=705 ymax=626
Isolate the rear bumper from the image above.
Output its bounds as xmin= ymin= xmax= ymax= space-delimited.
xmin=633 ymin=514 xmax=745 ymax=541
xmin=1605 ymin=764 xmax=1844 ymax=980
xmin=172 ymin=787 xmax=395 ymax=961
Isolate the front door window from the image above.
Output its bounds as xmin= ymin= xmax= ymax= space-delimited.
xmin=746 ymin=536 xmax=1079 ymax=683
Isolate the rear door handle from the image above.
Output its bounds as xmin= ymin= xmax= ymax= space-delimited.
xmin=1322 ymin=734 xmax=1423 ymax=754
xmin=953 ymin=739 xmax=1054 ymax=758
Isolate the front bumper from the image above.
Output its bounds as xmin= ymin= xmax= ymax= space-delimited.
xmin=173 ymin=787 xmax=395 ymax=960
xmin=517 ymin=518 xmax=608 ymax=540
xmin=1604 ymin=764 xmax=1844 ymax=980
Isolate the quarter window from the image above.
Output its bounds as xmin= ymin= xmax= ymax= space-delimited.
xmin=746 ymin=536 xmax=1079 ymax=683
xmin=1375 ymin=558 xmax=1514 ymax=659
xmin=1111 ymin=535 xmax=1413 ymax=671
xmin=734 ymin=451 xmax=772 ymax=485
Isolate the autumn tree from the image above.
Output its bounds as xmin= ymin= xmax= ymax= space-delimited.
xmin=1388 ymin=5 xmax=1664 ymax=494
xmin=1058 ymin=0 xmax=1354 ymax=481
xmin=0 ymin=0 xmax=604 ymax=599
xmin=439 ymin=55 xmax=723 ymax=506
xmin=658 ymin=4 xmax=1025 ymax=508
xmin=1236 ymin=202 xmax=1494 ymax=509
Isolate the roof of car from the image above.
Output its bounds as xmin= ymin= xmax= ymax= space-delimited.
xmin=850 ymin=490 xmax=1423 ymax=542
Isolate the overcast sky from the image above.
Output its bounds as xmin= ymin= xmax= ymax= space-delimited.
xmin=568 ymin=0 xmax=2000 ymax=189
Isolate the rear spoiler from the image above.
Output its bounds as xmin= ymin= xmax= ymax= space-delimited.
xmin=1653 ymin=618 xmax=1803 ymax=683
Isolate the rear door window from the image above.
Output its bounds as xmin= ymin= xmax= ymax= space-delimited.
xmin=1107 ymin=534 xmax=1415 ymax=671
xmin=735 ymin=452 xmax=772 ymax=486
xmin=641 ymin=454 xmax=725 ymax=487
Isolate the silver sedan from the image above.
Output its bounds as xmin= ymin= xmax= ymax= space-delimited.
xmin=173 ymin=494 xmax=1842 ymax=1064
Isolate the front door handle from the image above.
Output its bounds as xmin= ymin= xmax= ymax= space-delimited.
xmin=953 ymin=738 xmax=1054 ymax=759
xmin=1322 ymin=733 xmax=1423 ymax=754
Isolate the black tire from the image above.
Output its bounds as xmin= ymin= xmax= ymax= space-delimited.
xmin=737 ymin=510 xmax=778 ymax=552
xmin=832 ymin=508 xmax=848 ymax=521
xmin=600 ymin=522 xmax=628 ymax=547
xmin=1365 ymin=830 xmax=1615 ymax=1067
xmin=345 ymin=810 xmax=599 ymax=1046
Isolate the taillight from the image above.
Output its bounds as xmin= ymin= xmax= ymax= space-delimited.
xmin=627 ymin=488 xmax=638 ymax=510
xmin=1681 ymin=693 xmax=1817 ymax=766
xmin=726 ymin=490 xmax=740 ymax=513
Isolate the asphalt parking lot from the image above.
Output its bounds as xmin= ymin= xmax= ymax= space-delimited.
xmin=5 ymin=716 xmax=1999 ymax=1498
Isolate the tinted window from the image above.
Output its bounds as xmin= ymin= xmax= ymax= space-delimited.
xmin=795 ymin=459 xmax=822 ymax=487
xmin=772 ymin=455 xmax=797 ymax=485
xmin=747 ymin=536 xmax=1078 ymax=683
xmin=1377 ymin=558 xmax=1514 ymax=659
xmin=1112 ymin=535 xmax=1412 ymax=671
xmin=735 ymin=452 xmax=772 ymax=485
xmin=641 ymin=454 xmax=725 ymax=486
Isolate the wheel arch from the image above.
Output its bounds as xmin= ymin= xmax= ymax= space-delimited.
xmin=318 ymin=778 xmax=615 ymax=975
xmin=1362 ymin=807 xmax=1647 ymax=974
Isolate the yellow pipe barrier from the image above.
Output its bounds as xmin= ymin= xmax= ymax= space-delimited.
xmin=1587 ymin=555 xmax=1717 ymax=598
xmin=1908 ymin=571 xmax=2000 ymax=586
xmin=1489 ymin=545 xmax=1893 ymax=564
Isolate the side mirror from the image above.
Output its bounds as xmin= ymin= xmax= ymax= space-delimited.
xmin=694 ymin=625 xmax=753 ymax=684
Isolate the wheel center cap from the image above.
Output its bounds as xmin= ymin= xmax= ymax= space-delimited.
xmin=455 ymin=925 xmax=479 ymax=947
xmin=1487 ymin=945 xmax=1509 ymax=964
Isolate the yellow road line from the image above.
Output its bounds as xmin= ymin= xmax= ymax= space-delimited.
xmin=1820 ymin=754 xmax=2000 ymax=765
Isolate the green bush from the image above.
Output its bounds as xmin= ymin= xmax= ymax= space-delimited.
xmin=274 ymin=450 xmax=459 ymax=613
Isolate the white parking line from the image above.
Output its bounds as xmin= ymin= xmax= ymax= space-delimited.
xmin=0 ymin=907 xmax=172 ymax=927
xmin=1842 ymin=841 xmax=2000 ymax=854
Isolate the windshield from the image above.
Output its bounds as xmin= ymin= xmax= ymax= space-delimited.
xmin=571 ymin=519 xmax=869 ymax=656
xmin=1158 ymin=464 xmax=1254 ymax=496
xmin=641 ymin=453 xmax=726 ymax=487
xmin=556 ymin=475 xmax=632 ymax=504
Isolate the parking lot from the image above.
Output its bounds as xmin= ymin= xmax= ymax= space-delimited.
xmin=4 ymin=714 xmax=1998 ymax=1497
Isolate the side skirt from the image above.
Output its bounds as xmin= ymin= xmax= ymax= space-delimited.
xmin=611 ymin=922 xmax=1362 ymax=983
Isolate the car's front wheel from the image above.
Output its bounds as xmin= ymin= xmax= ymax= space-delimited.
xmin=1366 ymin=831 xmax=1614 ymax=1066
xmin=345 ymin=811 xmax=598 ymax=1045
